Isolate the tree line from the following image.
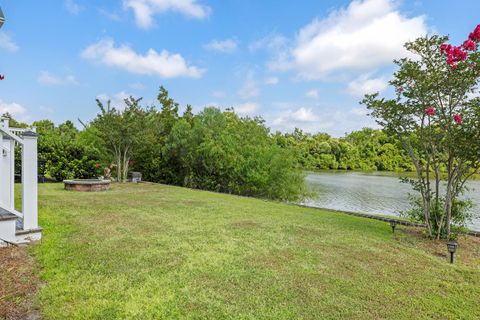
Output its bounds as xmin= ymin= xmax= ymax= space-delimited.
xmin=2 ymin=86 xmax=417 ymax=201
xmin=2 ymin=85 xmax=419 ymax=204
xmin=274 ymin=128 xmax=414 ymax=172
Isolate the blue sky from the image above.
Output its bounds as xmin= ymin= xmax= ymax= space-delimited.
xmin=0 ymin=0 xmax=479 ymax=136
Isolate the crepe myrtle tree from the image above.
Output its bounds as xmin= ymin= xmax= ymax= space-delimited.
xmin=93 ymin=97 xmax=144 ymax=182
xmin=362 ymin=25 xmax=480 ymax=239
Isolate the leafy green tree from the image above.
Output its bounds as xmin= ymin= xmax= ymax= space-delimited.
xmin=163 ymin=107 xmax=305 ymax=201
xmin=363 ymin=28 xmax=480 ymax=239
xmin=132 ymin=86 xmax=182 ymax=182
xmin=33 ymin=120 xmax=99 ymax=180
xmin=92 ymin=97 xmax=144 ymax=182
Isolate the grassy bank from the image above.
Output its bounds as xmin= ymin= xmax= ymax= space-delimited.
xmin=32 ymin=183 xmax=480 ymax=319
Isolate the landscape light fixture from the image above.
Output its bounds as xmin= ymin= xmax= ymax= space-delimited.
xmin=447 ymin=241 xmax=458 ymax=264
xmin=390 ymin=220 xmax=396 ymax=233
xmin=0 ymin=7 xmax=5 ymax=29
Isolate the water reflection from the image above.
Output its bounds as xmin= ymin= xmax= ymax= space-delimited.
xmin=304 ymin=171 xmax=480 ymax=231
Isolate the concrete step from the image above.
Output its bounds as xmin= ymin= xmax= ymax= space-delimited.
xmin=0 ymin=208 xmax=17 ymax=245
xmin=1 ymin=207 xmax=43 ymax=245
xmin=15 ymin=227 xmax=43 ymax=243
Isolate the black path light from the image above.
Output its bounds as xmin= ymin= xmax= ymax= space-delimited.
xmin=0 ymin=6 xmax=5 ymax=29
xmin=447 ymin=241 xmax=458 ymax=264
xmin=389 ymin=220 xmax=397 ymax=233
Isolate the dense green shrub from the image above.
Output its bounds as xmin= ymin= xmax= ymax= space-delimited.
xmin=34 ymin=120 xmax=100 ymax=181
xmin=163 ymin=108 xmax=305 ymax=201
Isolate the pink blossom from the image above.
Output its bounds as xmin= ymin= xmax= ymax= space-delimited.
xmin=453 ymin=114 xmax=463 ymax=124
xmin=446 ymin=56 xmax=456 ymax=67
xmin=95 ymin=163 xmax=101 ymax=169
xmin=440 ymin=43 xmax=452 ymax=54
xmin=441 ymin=43 xmax=468 ymax=68
xmin=425 ymin=106 xmax=435 ymax=116
xmin=463 ymin=39 xmax=477 ymax=51
xmin=468 ymin=24 xmax=480 ymax=42
xmin=452 ymin=46 xmax=468 ymax=61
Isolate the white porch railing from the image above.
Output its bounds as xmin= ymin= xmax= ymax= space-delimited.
xmin=0 ymin=117 xmax=38 ymax=231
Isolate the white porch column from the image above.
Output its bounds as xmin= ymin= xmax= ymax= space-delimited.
xmin=22 ymin=131 xmax=38 ymax=230
xmin=0 ymin=135 xmax=14 ymax=210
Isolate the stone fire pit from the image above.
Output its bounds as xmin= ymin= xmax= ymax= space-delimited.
xmin=63 ymin=179 xmax=111 ymax=192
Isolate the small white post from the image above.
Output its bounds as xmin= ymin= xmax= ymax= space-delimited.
xmin=9 ymin=137 xmax=14 ymax=210
xmin=22 ymin=131 xmax=38 ymax=230
xmin=0 ymin=135 xmax=14 ymax=210
xmin=0 ymin=133 xmax=4 ymax=205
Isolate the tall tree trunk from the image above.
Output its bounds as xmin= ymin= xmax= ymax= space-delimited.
xmin=122 ymin=146 xmax=130 ymax=183
xmin=401 ymin=137 xmax=433 ymax=238
xmin=445 ymin=182 xmax=453 ymax=238
xmin=116 ymin=150 xmax=122 ymax=183
xmin=444 ymin=156 xmax=454 ymax=239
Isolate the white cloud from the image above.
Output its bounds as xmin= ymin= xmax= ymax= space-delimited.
xmin=39 ymin=106 xmax=55 ymax=114
xmin=37 ymin=71 xmax=79 ymax=85
xmin=249 ymin=34 xmax=287 ymax=52
xmin=0 ymin=32 xmax=19 ymax=52
xmin=270 ymin=0 xmax=428 ymax=79
xmin=204 ymin=102 xmax=220 ymax=108
xmin=96 ymin=91 xmax=132 ymax=110
xmin=211 ymin=90 xmax=226 ymax=98
xmin=204 ymin=39 xmax=238 ymax=53
xmin=232 ymin=102 xmax=259 ymax=116
xmin=350 ymin=106 xmax=369 ymax=116
xmin=271 ymin=101 xmax=294 ymax=110
xmin=339 ymin=107 xmax=380 ymax=133
xmin=98 ymin=8 xmax=122 ymax=21
xmin=291 ymin=107 xmax=320 ymax=122
xmin=264 ymin=77 xmax=279 ymax=85
xmin=64 ymin=0 xmax=82 ymax=14
xmin=0 ymin=100 xmax=26 ymax=117
xmin=129 ymin=82 xmax=145 ymax=90
xmin=271 ymin=107 xmax=331 ymax=133
xmin=81 ymin=39 xmax=204 ymax=78
xmin=237 ymin=71 xmax=260 ymax=100
xmin=267 ymin=105 xmax=379 ymax=135
xmin=305 ymin=89 xmax=319 ymax=99
xmin=96 ymin=94 xmax=110 ymax=102
xmin=347 ymin=73 xmax=389 ymax=96
xmin=272 ymin=107 xmax=321 ymax=126
xmin=123 ymin=0 xmax=210 ymax=29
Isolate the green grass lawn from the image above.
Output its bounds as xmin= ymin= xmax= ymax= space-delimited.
xmin=32 ymin=183 xmax=480 ymax=319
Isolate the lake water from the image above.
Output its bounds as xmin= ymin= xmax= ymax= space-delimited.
xmin=303 ymin=171 xmax=480 ymax=232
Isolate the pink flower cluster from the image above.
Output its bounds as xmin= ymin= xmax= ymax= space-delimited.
xmin=425 ymin=106 xmax=435 ymax=116
xmin=468 ymin=24 xmax=480 ymax=42
xmin=423 ymin=106 xmax=463 ymax=125
xmin=454 ymin=114 xmax=463 ymax=124
xmin=463 ymin=40 xmax=477 ymax=51
xmin=440 ymin=24 xmax=480 ymax=68
xmin=440 ymin=44 xmax=468 ymax=67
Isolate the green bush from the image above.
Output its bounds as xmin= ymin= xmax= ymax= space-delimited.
xmin=34 ymin=120 xmax=100 ymax=181
xmin=163 ymin=108 xmax=305 ymax=201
